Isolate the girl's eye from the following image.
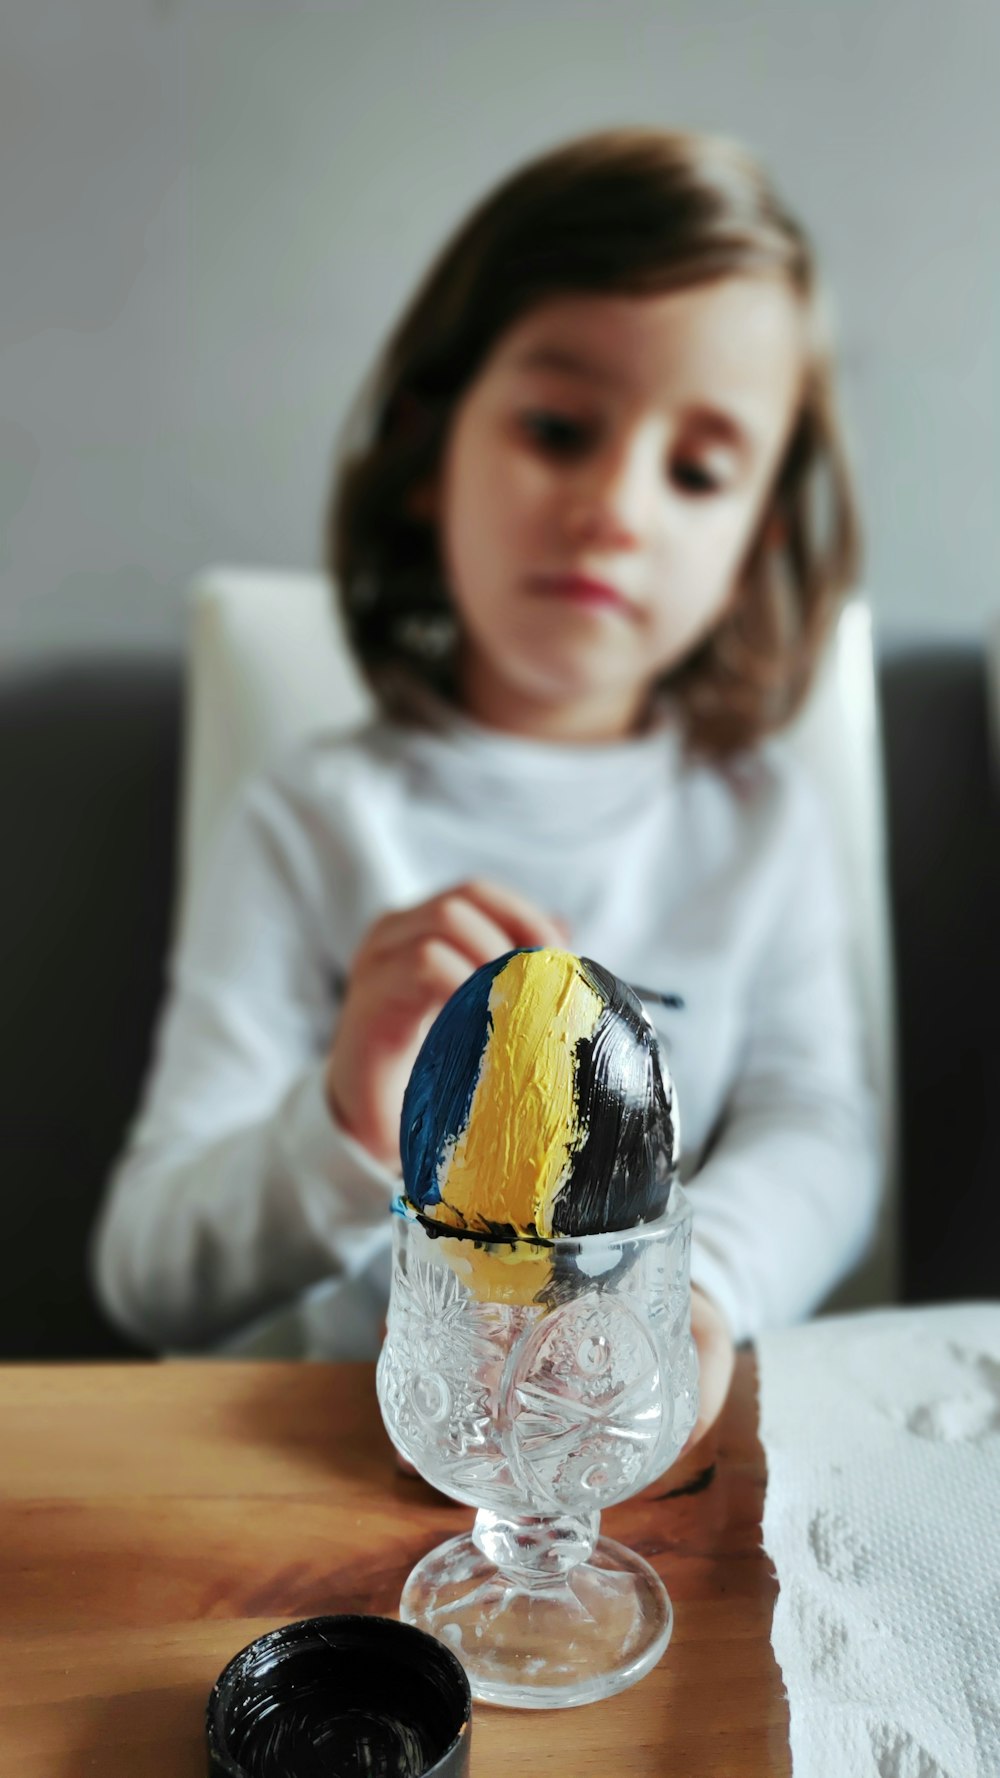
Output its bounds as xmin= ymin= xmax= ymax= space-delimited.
xmin=672 ymin=461 xmax=723 ymax=495
xmin=520 ymin=410 xmax=592 ymax=456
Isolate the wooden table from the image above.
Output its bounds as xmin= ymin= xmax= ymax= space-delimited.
xmin=0 ymin=1352 xmax=789 ymax=1775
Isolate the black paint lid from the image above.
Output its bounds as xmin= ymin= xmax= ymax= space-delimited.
xmin=206 ymin=1613 xmax=472 ymax=1778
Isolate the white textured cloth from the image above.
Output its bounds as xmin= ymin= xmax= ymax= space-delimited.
xmin=92 ymin=702 xmax=879 ymax=1356
xmin=757 ymin=1304 xmax=1000 ymax=1778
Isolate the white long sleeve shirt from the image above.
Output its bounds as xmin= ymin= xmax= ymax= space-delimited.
xmin=92 ymin=703 xmax=880 ymax=1357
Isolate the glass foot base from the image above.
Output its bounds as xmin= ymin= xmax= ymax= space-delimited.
xmin=399 ymin=1532 xmax=672 ymax=1709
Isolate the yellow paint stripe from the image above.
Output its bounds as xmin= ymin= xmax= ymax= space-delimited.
xmin=436 ymin=949 xmax=603 ymax=1237
xmin=433 ymin=1235 xmax=553 ymax=1306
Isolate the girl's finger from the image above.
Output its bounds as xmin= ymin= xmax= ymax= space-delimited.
xmin=365 ymin=891 xmax=516 ymax=973
xmin=369 ymin=936 xmax=478 ymax=1021
xmin=456 ymin=878 xmax=568 ymax=950
xmin=364 ymin=878 xmax=565 ymax=969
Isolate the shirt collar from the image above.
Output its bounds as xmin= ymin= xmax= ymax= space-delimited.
xmin=380 ymin=687 xmax=686 ymax=839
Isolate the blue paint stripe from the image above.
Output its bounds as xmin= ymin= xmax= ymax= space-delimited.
xmin=400 ymin=949 xmax=525 ymax=1209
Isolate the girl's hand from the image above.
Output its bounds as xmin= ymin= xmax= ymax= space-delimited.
xmin=325 ymin=879 xmax=567 ymax=1168
xmin=635 ymin=1284 xmax=735 ymax=1499
xmin=684 ymin=1283 xmax=736 ymax=1455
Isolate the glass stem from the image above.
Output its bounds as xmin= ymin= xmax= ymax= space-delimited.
xmin=471 ymin=1507 xmax=599 ymax=1585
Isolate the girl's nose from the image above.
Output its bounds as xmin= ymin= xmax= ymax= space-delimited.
xmin=563 ymin=434 xmax=661 ymax=550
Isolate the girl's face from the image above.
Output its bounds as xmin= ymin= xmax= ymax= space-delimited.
xmin=431 ymin=276 xmax=806 ymax=742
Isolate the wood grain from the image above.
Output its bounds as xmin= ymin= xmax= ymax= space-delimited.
xmin=0 ymin=1351 xmax=789 ymax=1775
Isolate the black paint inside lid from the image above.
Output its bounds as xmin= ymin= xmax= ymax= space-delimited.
xmin=206 ymin=1614 xmax=472 ymax=1778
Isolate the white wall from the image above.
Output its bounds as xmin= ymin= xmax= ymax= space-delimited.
xmin=3 ymin=0 xmax=998 ymax=658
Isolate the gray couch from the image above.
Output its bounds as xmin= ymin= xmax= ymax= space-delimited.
xmin=1 ymin=640 xmax=997 ymax=1358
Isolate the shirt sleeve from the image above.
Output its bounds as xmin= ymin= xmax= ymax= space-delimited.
xmin=90 ymin=768 xmax=399 ymax=1351
xmin=686 ymin=772 xmax=882 ymax=1345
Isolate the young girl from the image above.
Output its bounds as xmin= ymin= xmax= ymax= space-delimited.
xmin=93 ymin=127 xmax=879 ymax=1450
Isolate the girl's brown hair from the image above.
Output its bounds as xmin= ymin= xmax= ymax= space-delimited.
xmin=326 ymin=127 xmax=862 ymax=755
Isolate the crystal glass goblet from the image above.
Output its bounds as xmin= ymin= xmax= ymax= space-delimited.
xmin=376 ymin=1185 xmax=698 ymax=1709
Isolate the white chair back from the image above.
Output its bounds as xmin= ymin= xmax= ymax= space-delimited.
xmin=177 ymin=566 xmax=897 ymax=1306
xmin=178 ymin=566 xmax=375 ymax=939
xmin=784 ymin=601 xmax=898 ymax=1307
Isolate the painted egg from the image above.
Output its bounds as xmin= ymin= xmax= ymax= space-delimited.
xmin=400 ymin=947 xmax=678 ymax=1242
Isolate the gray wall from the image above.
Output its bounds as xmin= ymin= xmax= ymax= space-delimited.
xmin=3 ymin=0 xmax=998 ymax=659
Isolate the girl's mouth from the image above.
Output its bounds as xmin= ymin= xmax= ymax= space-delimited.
xmin=529 ymin=573 xmax=636 ymax=617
